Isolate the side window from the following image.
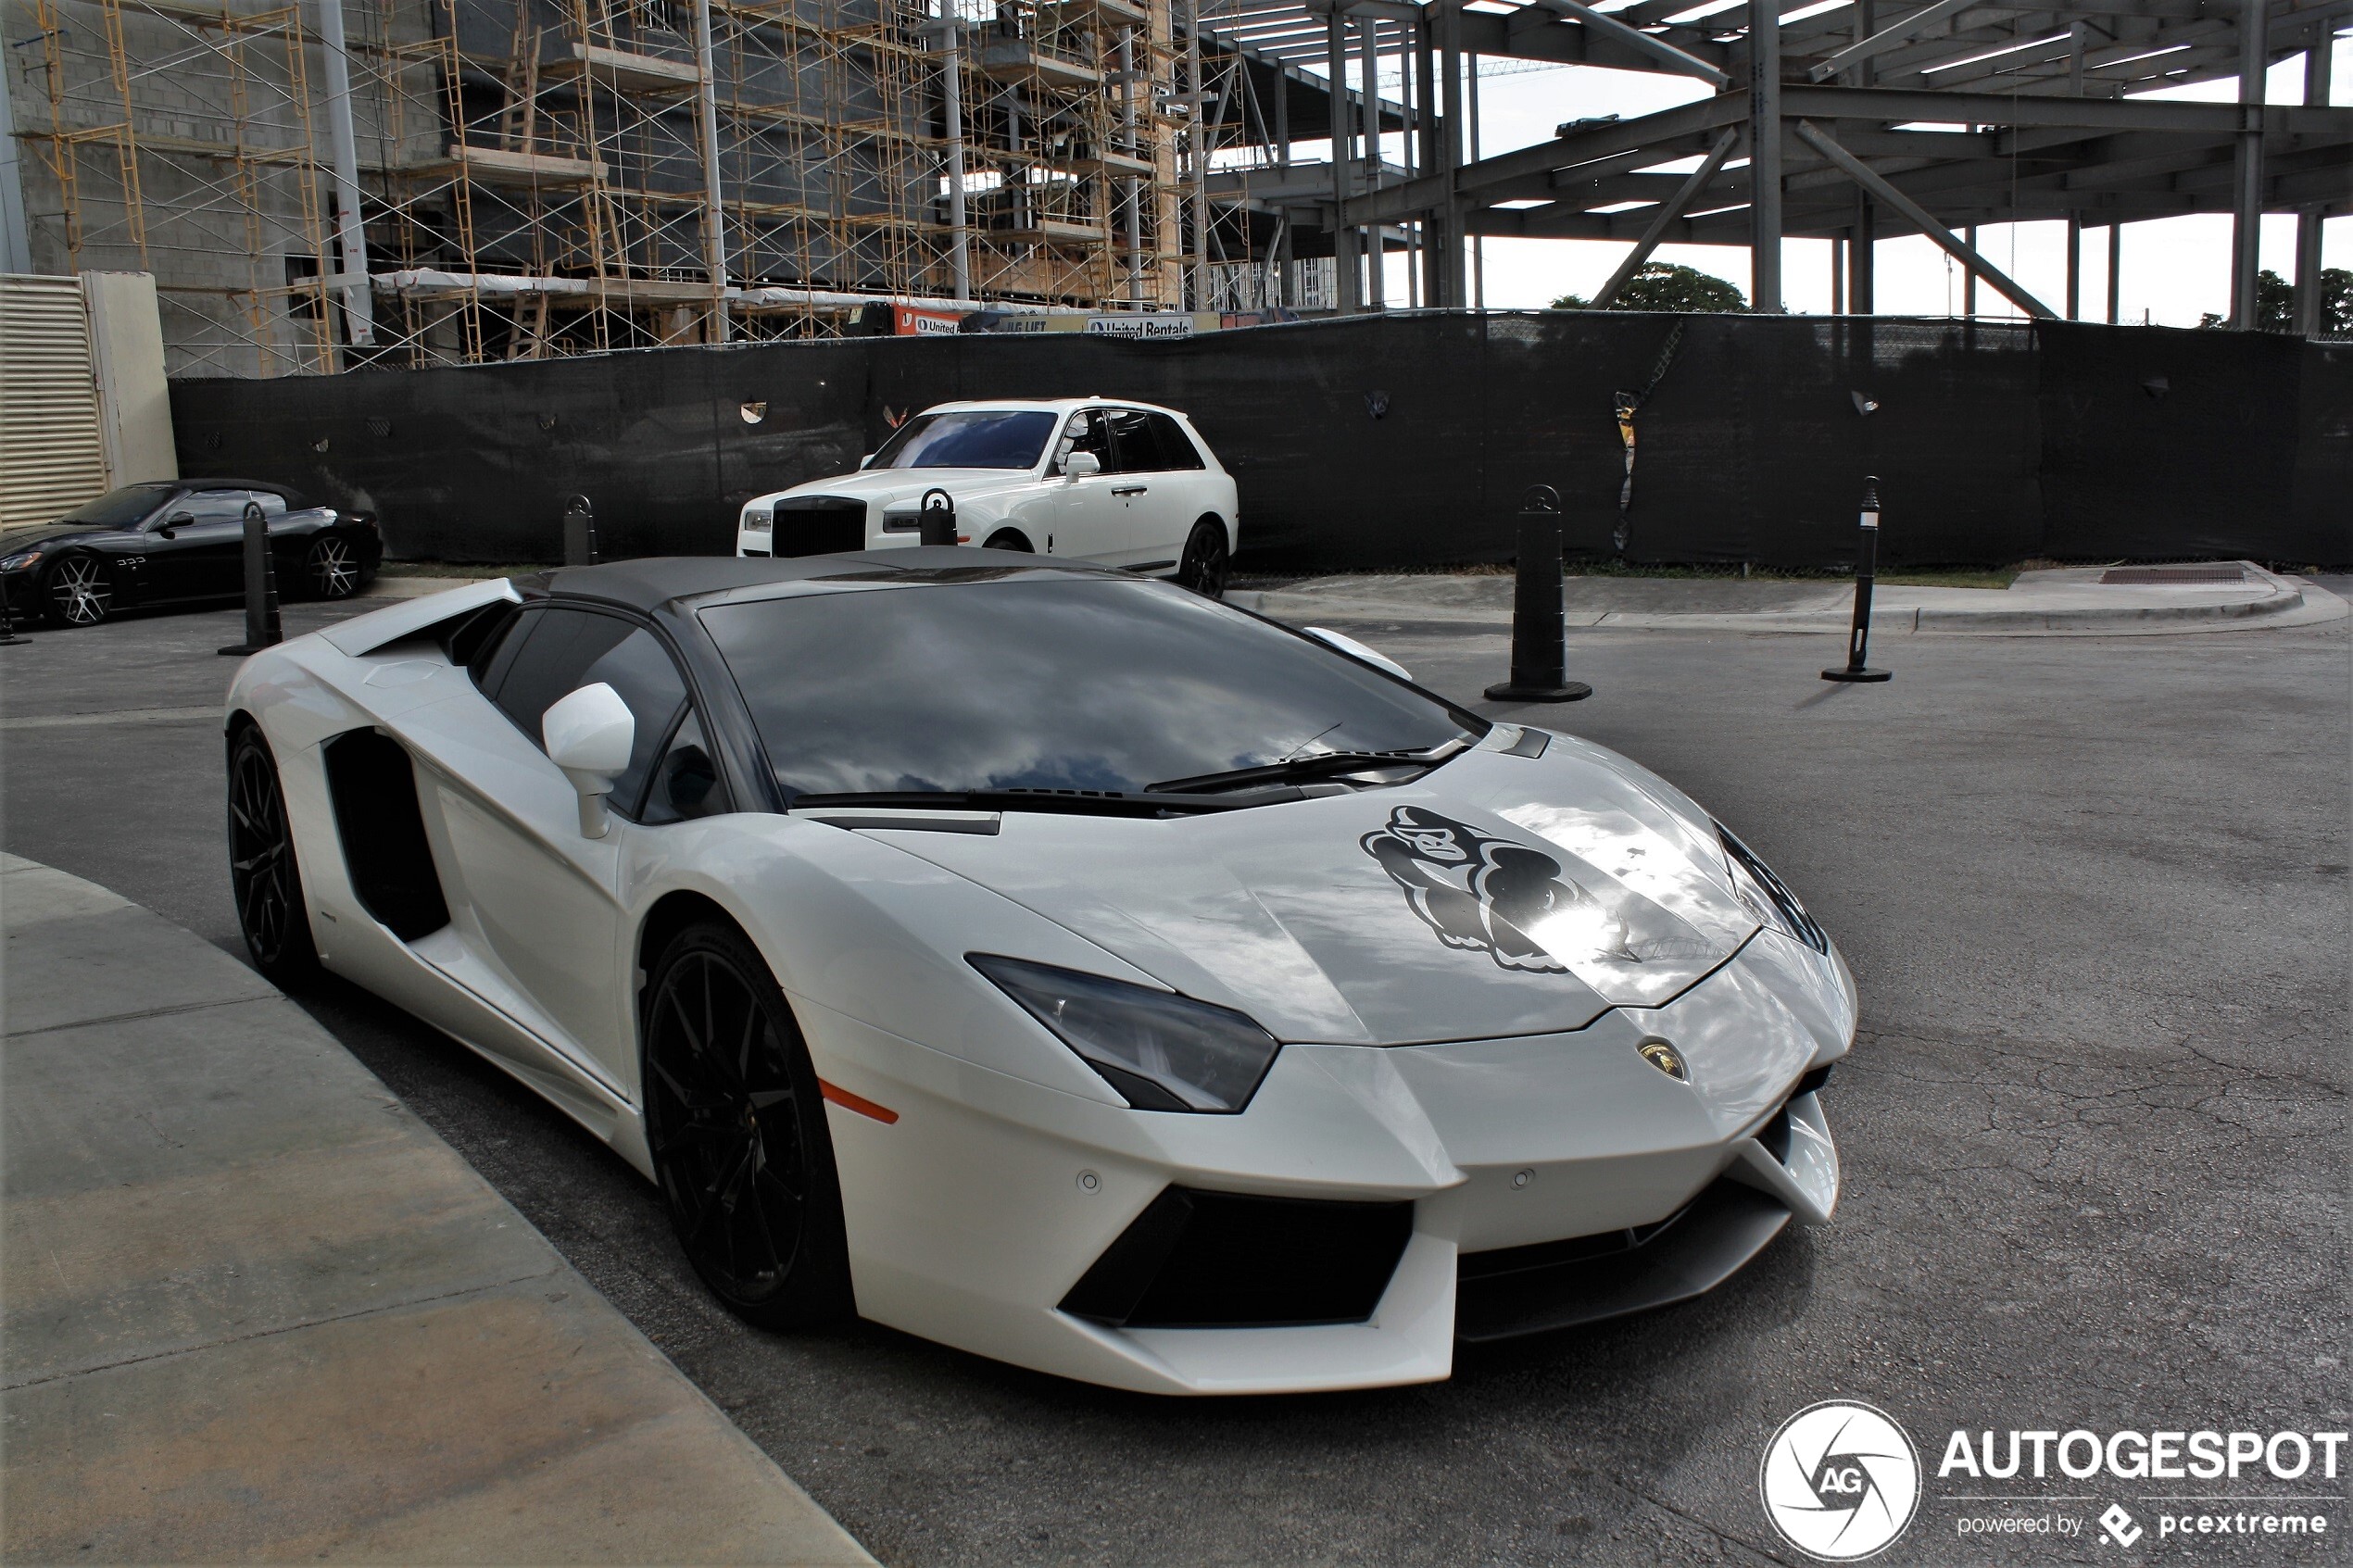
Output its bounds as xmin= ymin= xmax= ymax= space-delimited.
xmin=1057 ymin=408 xmax=1111 ymax=470
xmin=640 ymin=709 xmax=726 ymax=824
xmin=245 ymin=490 xmax=290 ymax=517
xmin=1146 ymin=412 xmax=1204 ymax=470
xmin=175 ymin=489 xmax=255 ymax=524
xmin=1101 ymin=408 xmax=1164 ymax=473
xmin=484 ymin=607 xmax=688 ymax=816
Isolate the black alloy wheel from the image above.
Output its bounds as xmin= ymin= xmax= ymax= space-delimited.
xmin=43 ymin=554 xmax=112 ymax=627
xmin=982 ymin=529 xmax=1033 ymax=553
xmin=227 ymin=726 xmax=319 ymax=981
xmin=1177 ymin=519 xmax=1229 ymax=599
xmin=643 ymin=921 xmax=852 ymax=1330
xmin=305 ymin=534 xmax=361 ymax=599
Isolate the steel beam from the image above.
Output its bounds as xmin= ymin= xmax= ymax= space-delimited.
xmin=1752 ymin=0 xmax=1785 ymax=312
xmin=1793 ymin=118 xmax=2059 ymax=315
xmin=2231 ymin=0 xmax=2270 ymax=327
xmin=1592 ymin=127 xmax=1744 ymax=307
xmin=1809 ymin=0 xmax=1985 ymax=81
xmin=2294 ymin=23 xmax=2334 ymax=334
xmin=1327 ymin=11 xmax=1361 ymax=311
xmin=1531 ymin=0 xmax=1730 ymax=86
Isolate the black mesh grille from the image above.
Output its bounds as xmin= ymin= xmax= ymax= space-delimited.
xmin=770 ymin=497 xmax=867 ymax=558
xmin=1061 ymin=1187 xmax=1414 ymax=1329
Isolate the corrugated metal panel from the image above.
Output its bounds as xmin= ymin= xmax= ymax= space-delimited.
xmin=1 ymin=275 xmax=110 ymax=530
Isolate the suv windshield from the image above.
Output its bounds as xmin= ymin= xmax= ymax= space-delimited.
xmin=869 ymin=409 xmax=1057 ymax=470
xmin=702 ymin=579 xmax=1481 ymax=803
xmin=57 ymin=483 xmax=174 ymax=528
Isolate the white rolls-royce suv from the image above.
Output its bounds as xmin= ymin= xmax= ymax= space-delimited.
xmin=736 ymin=398 xmax=1239 ymax=597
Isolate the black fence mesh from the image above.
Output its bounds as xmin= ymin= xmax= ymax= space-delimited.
xmin=168 ymin=313 xmax=2352 ymax=571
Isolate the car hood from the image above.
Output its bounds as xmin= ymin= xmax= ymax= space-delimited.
xmin=774 ymin=469 xmax=1038 ymax=507
xmin=0 ymin=524 xmax=127 ymax=556
xmin=856 ymin=738 xmax=1763 ymax=1046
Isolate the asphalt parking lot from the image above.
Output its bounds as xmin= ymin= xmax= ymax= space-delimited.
xmin=4 ymin=588 xmax=2347 ymax=1566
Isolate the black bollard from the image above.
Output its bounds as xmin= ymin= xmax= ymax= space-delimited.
xmin=563 ymin=494 xmax=598 ymax=565
xmin=217 ymin=499 xmax=283 ymax=656
xmin=1821 ymin=476 xmax=1893 ymax=684
xmin=917 ymin=487 xmax=958 ymax=547
xmin=0 ymin=577 xmax=23 ymax=646
xmin=1484 ymin=485 xmax=1592 ymax=704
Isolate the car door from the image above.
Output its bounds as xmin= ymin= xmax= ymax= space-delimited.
xmin=145 ymin=487 xmax=259 ymax=600
xmin=425 ymin=603 xmax=695 ymax=1087
xmin=1049 ymin=407 xmax=1124 ymax=561
xmin=1097 ymin=408 xmax=1190 ymax=570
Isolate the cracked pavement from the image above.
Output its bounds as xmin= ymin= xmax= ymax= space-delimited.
xmin=2 ymin=590 xmax=2344 ymax=1565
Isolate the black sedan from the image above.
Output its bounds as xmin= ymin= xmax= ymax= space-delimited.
xmin=0 ymin=479 xmax=383 ymax=629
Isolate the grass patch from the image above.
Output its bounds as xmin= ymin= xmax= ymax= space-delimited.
xmin=1878 ymin=567 xmax=2020 ymax=590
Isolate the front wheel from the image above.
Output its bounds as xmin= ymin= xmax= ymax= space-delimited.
xmin=643 ymin=920 xmax=853 ymax=1331
xmin=227 ymin=725 xmax=320 ymax=982
xmin=41 ymin=554 xmax=113 ymax=627
xmin=1176 ymin=519 xmax=1229 ymax=599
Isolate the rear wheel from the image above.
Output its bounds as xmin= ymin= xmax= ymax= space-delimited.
xmin=643 ymin=921 xmax=853 ymax=1330
xmin=1176 ymin=519 xmax=1229 ymax=599
xmin=42 ymin=554 xmax=112 ymax=627
xmin=304 ymin=534 xmax=362 ymax=599
xmin=227 ymin=726 xmax=319 ymax=982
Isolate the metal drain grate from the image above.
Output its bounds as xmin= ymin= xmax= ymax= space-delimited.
xmin=2098 ymin=566 xmax=2247 ymax=585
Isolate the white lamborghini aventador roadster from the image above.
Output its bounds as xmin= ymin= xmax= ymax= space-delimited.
xmin=223 ymin=549 xmax=1853 ymax=1395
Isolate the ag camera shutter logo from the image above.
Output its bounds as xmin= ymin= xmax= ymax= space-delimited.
xmin=1759 ymin=1401 xmax=1922 ymax=1561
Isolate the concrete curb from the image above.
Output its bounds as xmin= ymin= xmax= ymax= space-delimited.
xmin=0 ymin=855 xmax=876 ymax=1566
xmin=1231 ymin=564 xmax=2347 ymax=637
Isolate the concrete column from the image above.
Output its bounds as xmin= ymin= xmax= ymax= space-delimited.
xmin=315 ymin=0 xmax=375 ymax=346
xmin=1964 ymin=222 xmax=1978 ymax=316
xmin=1748 ymin=0 xmax=1782 ymax=313
xmin=2229 ymin=0 xmax=2268 ymax=328
xmin=1849 ymin=191 xmax=1874 ymax=311
xmin=1437 ymin=0 xmax=1464 ymax=307
xmin=1327 ymin=12 xmax=1360 ymax=313
xmin=693 ymin=0 xmax=729 ymax=341
xmin=2106 ymin=223 xmax=2120 ymax=323
xmin=2293 ymin=28 xmax=2333 ymax=336
xmin=2065 ymin=214 xmax=2081 ymax=319
xmin=940 ymin=19 xmax=969 ymax=301
xmin=1469 ymin=50 xmax=1484 ymax=308
xmin=1121 ymin=26 xmax=1143 ymax=303
xmin=1358 ymin=17 xmax=1384 ymax=308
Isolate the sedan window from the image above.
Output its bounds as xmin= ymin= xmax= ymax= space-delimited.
xmin=870 ymin=409 xmax=1059 ymax=470
xmin=702 ymin=580 xmax=1481 ymax=804
xmin=170 ymin=490 xmax=259 ymax=525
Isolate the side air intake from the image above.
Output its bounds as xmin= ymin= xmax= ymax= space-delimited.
xmin=321 ymin=728 xmax=450 ymax=940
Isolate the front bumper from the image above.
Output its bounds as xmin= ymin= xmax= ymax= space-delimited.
xmin=805 ymin=930 xmax=1852 ymax=1395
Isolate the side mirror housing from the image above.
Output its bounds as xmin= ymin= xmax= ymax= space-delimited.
xmin=858 ymin=453 xmax=875 ymax=470
xmin=1062 ymin=450 xmax=1101 ymax=480
xmin=157 ymin=511 xmax=193 ymax=535
xmin=543 ymin=682 xmax=635 ymax=838
xmin=1303 ymin=625 xmax=1412 ymax=683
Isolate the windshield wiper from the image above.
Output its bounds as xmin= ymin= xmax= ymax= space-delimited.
xmin=1146 ymin=735 xmax=1475 ymax=796
xmin=787 ymin=786 xmax=1309 ymax=818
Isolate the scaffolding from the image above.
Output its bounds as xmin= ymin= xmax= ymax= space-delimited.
xmin=10 ymin=0 xmax=1252 ymax=372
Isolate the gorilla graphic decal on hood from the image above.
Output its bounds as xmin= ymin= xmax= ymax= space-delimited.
xmin=1360 ymin=806 xmax=1579 ymax=974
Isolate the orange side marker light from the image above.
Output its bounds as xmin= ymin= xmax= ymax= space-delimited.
xmin=819 ymin=1079 xmax=900 ymax=1124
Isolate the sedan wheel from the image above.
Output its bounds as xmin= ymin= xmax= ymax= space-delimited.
xmin=644 ymin=922 xmax=852 ymax=1330
xmin=44 ymin=555 xmax=112 ymax=627
xmin=227 ymin=727 xmax=319 ymax=981
xmin=1177 ymin=520 xmax=1229 ymax=599
xmin=305 ymin=535 xmax=360 ymax=599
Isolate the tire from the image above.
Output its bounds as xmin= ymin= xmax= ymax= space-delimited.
xmin=227 ymin=725 xmax=321 ymax=983
xmin=303 ymin=533 xmax=363 ymax=599
xmin=1176 ymin=518 xmax=1229 ymax=599
xmin=41 ymin=553 xmax=113 ymax=627
xmin=642 ymin=920 xmax=854 ymax=1331
xmin=981 ymin=529 xmax=1033 ymax=553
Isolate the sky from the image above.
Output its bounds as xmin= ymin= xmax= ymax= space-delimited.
xmin=1301 ymin=34 xmax=2350 ymax=325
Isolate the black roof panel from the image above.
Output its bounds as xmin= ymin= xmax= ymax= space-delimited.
xmin=539 ymin=547 xmax=1120 ymax=613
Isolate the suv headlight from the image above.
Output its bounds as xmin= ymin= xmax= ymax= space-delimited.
xmin=969 ymin=954 xmax=1281 ymax=1113
xmin=1717 ymin=822 xmax=1829 ymax=954
xmin=741 ymin=505 xmax=773 ymax=533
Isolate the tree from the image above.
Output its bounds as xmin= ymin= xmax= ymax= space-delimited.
xmin=1553 ymin=262 xmax=1747 ymax=314
xmin=2196 ymin=268 xmax=2353 ymax=335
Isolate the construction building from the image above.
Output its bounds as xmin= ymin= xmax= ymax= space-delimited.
xmin=1 ymin=0 xmax=2345 ymax=377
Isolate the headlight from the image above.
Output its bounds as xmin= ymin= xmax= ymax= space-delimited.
xmin=0 ymin=550 xmax=42 ymax=572
xmin=741 ymin=505 xmax=773 ymax=533
xmin=1717 ymin=823 xmax=1829 ymax=954
xmin=969 ymin=954 xmax=1281 ymax=1113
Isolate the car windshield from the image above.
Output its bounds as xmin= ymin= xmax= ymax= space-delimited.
xmin=869 ymin=409 xmax=1057 ymax=470
xmin=56 ymin=483 xmax=173 ymax=528
xmin=702 ymin=579 xmax=1483 ymax=803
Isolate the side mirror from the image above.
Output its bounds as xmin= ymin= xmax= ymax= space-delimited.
xmin=858 ymin=453 xmax=875 ymax=470
xmin=1303 ymin=625 xmax=1412 ymax=683
xmin=1062 ymin=450 xmax=1101 ymax=480
xmin=157 ymin=512 xmax=193 ymax=535
xmin=543 ymin=682 xmax=635 ymax=838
